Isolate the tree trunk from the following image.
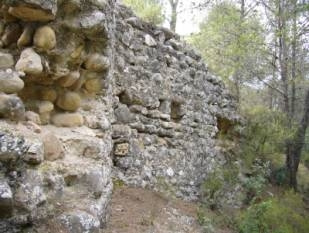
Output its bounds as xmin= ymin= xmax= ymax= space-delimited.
xmin=291 ymin=0 xmax=297 ymax=119
xmin=278 ymin=0 xmax=290 ymax=116
xmin=169 ymin=0 xmax=179 ymax=32
xmin=286 ymin=89 xmax=309 ymax=190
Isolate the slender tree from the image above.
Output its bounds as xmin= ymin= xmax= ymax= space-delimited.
xmin=168 ymin=0 xmax=179 ymax=32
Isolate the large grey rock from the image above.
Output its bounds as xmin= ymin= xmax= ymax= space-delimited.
xmin=14 ymin=169 xmax=46 ymax=212
xmin=57 ymin=211 xmax=100 ymax=233
xmin=0 ymin=70 xmax=24 ymax=94
xmin=15 ymin=48 xmax=43 ymax=75
xmin=23 ymin=139 xmax=44 ymax=165
xmin=0 ymin=181 xmax=13 ymax=218
xmin=0 ymin=93 xmax=25 ymax=121
xmin=0 ymin=132 xmax=27 ymax=162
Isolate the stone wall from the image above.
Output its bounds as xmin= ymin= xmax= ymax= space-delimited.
xmin=0 ymin=0 xmax=238 ymax=232
xmin=111 ymin=5 xmax=238 ymax=200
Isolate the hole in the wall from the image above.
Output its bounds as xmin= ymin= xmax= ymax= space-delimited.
xmin=118 ymin=91 xmax=131 ymax=106
xmin=216 ymin=116 xmax=233 ymax=136
xmin=64 ymin=174 xmax=78 ymax=187
xmin=170 ymin=101 xmax=184 ymax=122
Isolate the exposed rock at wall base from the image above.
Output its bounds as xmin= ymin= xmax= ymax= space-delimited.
xmin=0 ymin=0 xmax=239 ymax=232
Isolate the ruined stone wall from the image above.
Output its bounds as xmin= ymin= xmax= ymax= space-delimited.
xmin=111 ymin=5 xmax=238 ymax=200
xmin=0 ymin=0 xmax=238 ymax=232
xmin=0 ymin=0 xmax=115 ymax=232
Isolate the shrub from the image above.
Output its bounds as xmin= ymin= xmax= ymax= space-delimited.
xmin=240 ymin=106 xmax=294 ymax=168
xmin=238 ymin=191 xmax=309 ymax=233
xmin=123 ymin=0 xmax=164 ymax=25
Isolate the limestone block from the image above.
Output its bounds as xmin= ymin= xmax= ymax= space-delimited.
xmin=84 ymin=115 xmax=109 ymax=129
xmin=84 ymin=78 xmax=101 ymax=93
xmin=112 ymin=124 xmax=132 ymax=139
xmin=0 ymin=70 xmax=24 ymax=94
xmin=39 ymin=112 xmax=51 ymax=125
xmin=57 ymin=211 xmax=100 ymax=233
xmin=84 ymin=53 xmax=110 ymax=72
xmin=14 ymin=169 xmax=46 ymax=212
xmin=114 ymin=143 xmax=129 ymax=157
xmin=144 ymin=34 xmax=157 ymax=47
xmin=51 ymin=113 xmax=84 ymax=127
xmin=8 ymin=5 xmax=55 ymax=22
xmin=39 ymin=88 xmax=57 ymax=103
xmin=56 ymin=92 xmax=81 ymax=111
xmin=25 ymin=111 xmax=41 ymax=125
xmin=26 ymin=100 xmax=54 ymax=114
xmin=58 ymin=71 xmax=80 ymax=87
xmin=23 ymin=139 xmax=44 ymax=165
xmin=114 ymin=104 xmax=133 ymax=123
xmin=33 ymin=26 xmax=56 ymax=51
xmin=15 ymin=48 xmax=43 ymax=75
xmin=0 ymin=52 xmax=14 ymax=68
xmin=42 ymin=132 xmax=64 ymax=161
xmin=0 ymin=93 xmax=25 ymax=121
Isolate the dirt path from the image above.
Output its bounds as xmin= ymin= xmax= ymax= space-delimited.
xmin=104 ymin=186 xmax=204 ymax=233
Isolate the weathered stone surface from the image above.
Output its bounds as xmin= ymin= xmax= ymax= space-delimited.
xmin=0 ymin=181 xmax=13 ymax=218
xmin=25 ymin=111 xmax=41 ymax=124
xmin=0 ymin=52 xmax=14 ymax=69
xmin=57 ymin=211 xmax=100 ymax=233
xmin=42 ymin=131 xmax=64 ymax=161
xmin=114 ymin=143 xmax=129 ymax=157
xmin=114 ymin=104 xmax=133 ymax=124
xmin=56 ymin=92 xmax=81 ymax=111
xmin=0 ymin=93 xmax=25 ymax=121
xmin=8 ymin=1 xmax=56 ymax=22
xmin=1 ymin=23 xmax=22 ymax=46
xmin=14 ymin=169 xmax=46 ymax=212
xmin=63 ymin=9 xmax=107 ymax=41
xmin=17 ymin=24 xmax=34 ymax=48
xmin=58 ymin=71 xmax=80 ymax=87
xmin=0 ymin=70 xmax=24 ymax=94
xmin=0 ymin=0 xmax=240 ymax=232
xmin=39 ymin=88 xmax=58 ymax=103
xmin=84 ymin=78 xmax=102 ymax=93
xmin=26 ymin=100 xmax=54 ymax=114
xmin=144 ymin=34 xmax=157 ymax=47
xmin=51 ymin=113 xmax=84 ymax=127
xmin=84 ymin=54 xmax=110 ymax=72
xmin=33 ymin=26 xmax=56 ymax=51
xmin=23 ymin=139 xmax=44 ymax=165
xmin=15 ymin=48 xmax=43 ymax=75
xmin=0 ymin=133 xmax=27 ymax=162
xmin=39 ymin=112 xmax=51 ymax=125
xmin=112 ymin=124 xmax=131 ymax=140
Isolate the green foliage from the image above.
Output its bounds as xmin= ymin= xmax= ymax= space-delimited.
xmin=240 ymin=106 xmax=295 ymax=168
xmin=243 ymin=159 xmax=270 ymax=203
xmin=197 ymin=209 xmax=216 ymax=233
xmin=123 ymin=0 xmax=164 ymax=25
xmin=189 ymin=1 xmax=266 ymax=95
xmin=113 ymin=178 xmax=125 ymax=188
xmin=201 ymin=164 xmax=241 ymax=210
xmin=238 ymin=191 xmax=309 ymax=233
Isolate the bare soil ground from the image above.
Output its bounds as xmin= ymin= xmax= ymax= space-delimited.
xmin=104 ymin=186 xmax=204 ymax=233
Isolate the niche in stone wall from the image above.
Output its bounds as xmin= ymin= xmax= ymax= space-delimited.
xmin=170 ymin=98 xmax=185 ymax=122
xmin=216 ymin=116 xmax=234 ymax=137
